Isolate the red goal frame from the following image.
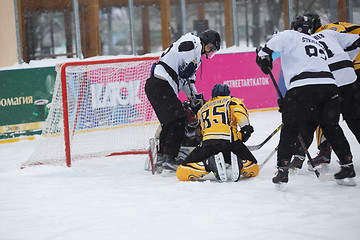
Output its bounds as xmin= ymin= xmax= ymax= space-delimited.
xmin=60 ymin=56 xmax=158 ymax=167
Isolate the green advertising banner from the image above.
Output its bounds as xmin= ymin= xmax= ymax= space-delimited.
xmin=0 ymin=67 xmax=56 ymax=139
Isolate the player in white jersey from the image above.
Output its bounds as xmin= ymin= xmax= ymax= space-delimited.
xmin=289 ymin=20 xmax=360 ymax=172
xmin=256 ymin=16 xmax=355 ymax=186
xmin=145 ymin=30 xmax=220 ymax=173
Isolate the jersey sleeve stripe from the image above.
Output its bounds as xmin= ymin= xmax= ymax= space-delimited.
xmin=344 ymin=38 xmax=360 ymax=52
xmin=329 ymin=60 xmax=355 ymax=72
xmin=346 ymin=25 xmax=360 ymax=33
xmin=262 ymin=45 xmax=274 ymax=55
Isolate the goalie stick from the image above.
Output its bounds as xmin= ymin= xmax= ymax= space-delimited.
xmin=268 ymin=70 xmax=321 ymax=178
xmin=247 ymin=123 xmax=283 ymax=151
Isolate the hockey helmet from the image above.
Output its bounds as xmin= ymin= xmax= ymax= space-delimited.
xmin=291 ymin=15 xmax=314 ymax=35
xmin=303 ymin=12 xmax=322 ymax=32
xmin=199 ymin=30 xmax=221 ymax=52
xmin=211 ymin=84 xmax=231 ymax=98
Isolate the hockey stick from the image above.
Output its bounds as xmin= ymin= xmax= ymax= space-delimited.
xmin=259 ymin=145 xmax=278 ymax=170
xmin=186 ymin=78 xmax=197 ymax=104
xmin=247 ymin=123 xmax=283 ymax=151
xmin=268 ymin=70 xmax=321 ymax=178
xmin=186 ymin=78 xmax=204 ymax=108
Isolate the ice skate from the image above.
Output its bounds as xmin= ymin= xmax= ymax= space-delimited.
xmin=230 ymin=152 xmax=241 ymax=182
xmin=289 ymin=155 xmax=305 ymax=175
xmin=162 ymin=154 xmax=180 ymax=172
xmin=204 ymin=154 xmax=227 ymax=182
xmin=307 ymin=154 xmax=330 ymax=171
xmin=213 ymin=153 xmax=227 ymax=182
xmin=308 ymin=144 xmax=331 ymax=171
xmin=334 ymin=163 xmax=357 ymax=186
xmin=272 ymin=167 xmax=288 ymax=191
xmin=155 ymin=154 xmax=166 ymax=174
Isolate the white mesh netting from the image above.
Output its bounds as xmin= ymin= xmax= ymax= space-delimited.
xmin=24 ymin=57 xmax=159 ymax=167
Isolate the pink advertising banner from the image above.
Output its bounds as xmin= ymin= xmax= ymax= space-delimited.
xmin=179 ymin=52 xmax=281 ymax=110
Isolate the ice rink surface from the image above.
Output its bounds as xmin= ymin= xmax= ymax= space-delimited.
xmin=1 ymin=110 xmax=360 ymax=240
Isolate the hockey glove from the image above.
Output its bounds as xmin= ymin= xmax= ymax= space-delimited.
xmin=179 ymin=61 xmax=197 ymax=79
xmin=255 ymin=47 xmax=273 ymax=75
xmin=240 ymin=125 xmax=254 ymax=143
xmin=277 ymin=98 xmax=284 ymax=113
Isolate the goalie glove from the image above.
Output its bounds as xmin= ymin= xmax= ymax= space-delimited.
xmin=240 ymin=125 xmax=254 ymax=143
xmin=255 ymin=46 xmax=273 ymax=75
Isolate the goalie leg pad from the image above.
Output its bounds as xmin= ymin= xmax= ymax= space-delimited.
xmin=241 ymin=160 xmax=260 ymax=178
xmin=176 ymin=162 xmax=210 ymax=181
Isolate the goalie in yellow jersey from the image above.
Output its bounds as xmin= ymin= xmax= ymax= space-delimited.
xmin=176 ymin=84 xmax=259 ymax=182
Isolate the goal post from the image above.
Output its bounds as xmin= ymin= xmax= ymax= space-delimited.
xmin=23 ymin=56 xmax=159 ymax=168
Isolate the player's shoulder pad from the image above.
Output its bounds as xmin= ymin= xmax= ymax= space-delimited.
xmin=229 ymin=97 xmax=246 ymax=107
xmin=318 ymin=23 xmax=346 ymax=33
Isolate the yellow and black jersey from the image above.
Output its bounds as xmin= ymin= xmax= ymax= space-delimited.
xmin=335 ymin=22 xmax=360 ymax=34
xmin=316 ymin=23 xmax=347 ymax=33
xmin=197 ymin=96 xmax=249 ymax=142
xmin=316 ymin=22 xmax=360 ymax=71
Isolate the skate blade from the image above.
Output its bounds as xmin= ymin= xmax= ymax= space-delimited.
xmin=308 ymin=164 xmax=329 ymax=172
xmin=161 ymin=169 xmax=176 ymax=177
xmin=274 ymin=182 xmax=287 ymax=191
xmin=335 ymin=178 xmax=357 ymax=186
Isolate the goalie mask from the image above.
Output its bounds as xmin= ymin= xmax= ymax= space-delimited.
xmin=291 ymin=15 xmax=314 ymax=35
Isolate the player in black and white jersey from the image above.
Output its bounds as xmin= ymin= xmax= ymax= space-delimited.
xmin=256 ymin=16 xmax=356 ymax=186
xmin=145 ymin=30 xmax=220 ymax=173
xmin=289 ymin=14 xmax=360 ymax=173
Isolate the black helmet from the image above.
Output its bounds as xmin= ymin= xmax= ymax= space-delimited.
xmin=303 ymin=12 xmax=322 ymax=32
xmin=199 ymin=30 xmax=221 ymax=51
xmin=291 ymin=15 xmax=314 ymax=35
xmin=211 ymin=84 xmax=230 ymax=98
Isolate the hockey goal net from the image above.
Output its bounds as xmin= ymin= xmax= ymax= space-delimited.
xmin=23 ymin=56 xmax=159 ymax=168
